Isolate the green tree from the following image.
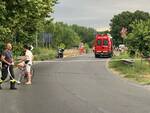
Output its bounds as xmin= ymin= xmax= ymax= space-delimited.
xmin=54 ymin=22 xmax=80 ymax=48
xmin=126 ymin=19 xmax=150 ymax=57
xmin=110 ymin=10 xmax=150 ymax=46
xmin=97 ymin=30 xmax=110 ymax=35
xmin=71 ymin=25 xmax=96 ymax=47
xmin=40 ymin=21 xmax=97 ymax=49
xmin=0 ymin=0 xmax=57 ymax=43
xmin=41 ymin=22 xmax=81 ymax=49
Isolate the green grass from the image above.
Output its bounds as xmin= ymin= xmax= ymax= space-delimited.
xmin=33 ymin=48 xmax=56 ymax=61
xmin=109 ymin=52 xmax=150 ymax=85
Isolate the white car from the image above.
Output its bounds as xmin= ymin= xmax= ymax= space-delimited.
xmin=119 ymin=44 xmax=126 ymax=52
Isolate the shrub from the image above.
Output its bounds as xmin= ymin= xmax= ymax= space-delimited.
xmin=33 ymin=48 xmax=56 ymax=61
xmin=84 ymin=43 xmax=90 ymax=53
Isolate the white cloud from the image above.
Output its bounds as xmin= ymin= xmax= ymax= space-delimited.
xmin=52 ymin=0 xmax=150 ymax=29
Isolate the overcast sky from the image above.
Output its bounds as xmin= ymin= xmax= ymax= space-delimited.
xmin=52 ymin=0 xmax=150 ymax=31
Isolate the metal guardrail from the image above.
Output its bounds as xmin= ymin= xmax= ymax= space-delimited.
xmin=121 ymin=59 xmax=135 ymax=65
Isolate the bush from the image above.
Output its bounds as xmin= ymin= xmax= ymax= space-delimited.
xmin=33 ymin=48 xmax=56 ymax=61
xmin=113 ymin=51 xmax=130 ymax=59
xmin=84 ymin=43 xmax=90 ymax=53
xmin=13 ymin=43 xmax=23 ymax=57
xmin=0 ymin=42 xmax=5 ymax=54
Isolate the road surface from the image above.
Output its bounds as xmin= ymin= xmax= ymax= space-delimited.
xmin=0 ymin=54 xmax=150 ymax=113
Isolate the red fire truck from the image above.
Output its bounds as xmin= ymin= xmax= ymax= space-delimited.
xmin=93 ymin=34 xmax=113 ymax=58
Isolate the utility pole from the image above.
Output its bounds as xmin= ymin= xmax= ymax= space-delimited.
xmin=35 ymin=32 xmax=38 ymax=48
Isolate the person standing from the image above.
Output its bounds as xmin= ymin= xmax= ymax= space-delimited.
xmin=79 ymin=42 xmax=85 ymax=54
xmin=19 ymin=45 xmax=33 ymax=85
xmin=0 ymin=43 xmax=17 ymax=89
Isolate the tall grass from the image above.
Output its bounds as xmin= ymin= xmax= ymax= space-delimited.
xmin=109 ymin=52 xmax=150 ymax=85
xmin=33 ymin=48 xmax=56 ymax=61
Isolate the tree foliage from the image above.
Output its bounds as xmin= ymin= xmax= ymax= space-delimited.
xmin=39 ymin=21 xmax=81 ymax=49
xmin=110 ymin=10 xmax=150 ymax=46
xmin=40 ymin=21 xmax=96 ymax=49
xmin=0 ymin=0 xmax=57 ymax=43
xmin=97 ymin=30 xmax=110 ymax=35
xmin=71 ymin=24 xmax=96 ymax=47
xmin=53 ymin=22 xmax=81 ymax=48
xmin=126 ymin=19 xmax=150 ymax=57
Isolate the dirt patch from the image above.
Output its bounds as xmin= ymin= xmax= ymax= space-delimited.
xmin=143 ymin=74 xmax=150 ymax=79
xmin=64 ymin=49 xmax=80 ymax=58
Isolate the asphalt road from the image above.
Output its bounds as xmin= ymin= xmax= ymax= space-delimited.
xmin=0 ymin=54 xmax=150 ymax=113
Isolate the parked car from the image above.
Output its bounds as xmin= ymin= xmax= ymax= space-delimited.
xmin=119 ymin=44 xmax=126 ymax=52
xmin=93 ymin=34 xmax=113 ymax=58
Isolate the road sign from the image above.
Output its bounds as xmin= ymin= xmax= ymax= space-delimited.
xmin=120 ymin=27 xmax=127 ymax=38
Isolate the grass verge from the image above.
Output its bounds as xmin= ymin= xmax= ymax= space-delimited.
xmin=109 ymin=52 xmax=150 ymax=85
xmin=33 ymin=48 xmax=56 ymax=61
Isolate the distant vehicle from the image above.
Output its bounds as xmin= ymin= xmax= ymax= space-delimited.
xmin=118 ymin=44 xmax=125 ymax=52
xmin=56 ymin=48 xmax=64 ymax=58
xmin=93 ymin=34 xmax=113 ymax=58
